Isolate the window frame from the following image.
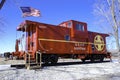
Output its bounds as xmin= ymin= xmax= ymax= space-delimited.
xmin=64 ymin=35 xmax=70 ymax=41
xmin=67 ymin=21 xmax=72 ymax=28
xmin=75 ymin=23 xmax=84 ymax=31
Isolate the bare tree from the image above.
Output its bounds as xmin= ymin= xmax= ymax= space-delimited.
xmin=93 ymin=0 xmax=120 ymax=52
xmin=0 ymin=0 xmax=6 ymax=10
xmin=0 ymin=0 xmax=6 ymax=34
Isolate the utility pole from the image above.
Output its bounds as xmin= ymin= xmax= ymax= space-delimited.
xmin=0 ymin=0 xmax=6 ymax=10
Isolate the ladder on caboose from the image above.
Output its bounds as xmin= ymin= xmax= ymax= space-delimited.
xmin=25 ymin=51 xmax=42 ymax=70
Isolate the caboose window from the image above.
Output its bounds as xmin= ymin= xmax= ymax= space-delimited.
xmin=76 ymin=23 xmax=84 ymax=31
xmin=65 ymin=35 xmax=70 ymax=41
xmin=67 ymin=22 xmax=72 ymax=28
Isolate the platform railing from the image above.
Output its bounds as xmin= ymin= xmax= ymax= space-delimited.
xmin=36 ymin=51 xmax=42 ymax=68
xmin=25 ymin=51 xmax=42 ymax=69
xmin=25 ymin=52 xmax=31 ymax=68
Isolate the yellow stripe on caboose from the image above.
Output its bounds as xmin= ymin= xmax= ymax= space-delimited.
xmin=38 ymin=38 xmax=98 ymax=45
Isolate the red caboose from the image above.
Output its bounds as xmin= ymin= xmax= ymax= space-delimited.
xmin=14 ymin=20 xmax=111 ymax=64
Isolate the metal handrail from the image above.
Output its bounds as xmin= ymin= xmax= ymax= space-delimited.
xmin=36 ymin=51 xmax=42 ymax=67
xmin=25 ymin=51 xmax=42 ymax=69
xmin=26 ymin=52 xmax=31 ymax=65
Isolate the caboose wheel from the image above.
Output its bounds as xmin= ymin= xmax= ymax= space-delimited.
xmin=100 ymin=56 xmax=104 ymax=62
xmin=50 ymin=55 xmax=58 ymax=64
xmin=44 ymin=59 xmax=49 ymax=64
xmin=90 ymin=58 xmax=94 ymax=62
xmin=81 ymin=59 xmax=85 ymax=63
xmin=42 ymin=54 xmax=50 ymax=64
xmin=72 ymin=54 xmax=78 ymax=59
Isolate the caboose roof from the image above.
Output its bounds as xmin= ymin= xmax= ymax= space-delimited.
xmin=17 ymin=20 xmax=87 ymax=32
xmin=17 ymin=20 xmax=109 ymax=37
xmin=17 ymin=20 xmax=58 ymax=32
xmin=58 ymin=20 xmax=87 ymax=25
xmin=88 ymin=31 xmax=109 ymax=37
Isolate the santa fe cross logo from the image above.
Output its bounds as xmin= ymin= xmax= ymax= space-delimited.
xmin=94 ymin=35 xmax=104 ymax=51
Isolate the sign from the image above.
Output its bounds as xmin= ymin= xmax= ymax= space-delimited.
xmin=94 ymin=35 xmax=104 ymax=51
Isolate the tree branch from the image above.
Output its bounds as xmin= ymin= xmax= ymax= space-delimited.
xmin=0 ymin=0 xmax=6 ymax=10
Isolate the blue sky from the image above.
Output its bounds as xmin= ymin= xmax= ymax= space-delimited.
xmin=0 ymin=0 xmax=103 ymax=53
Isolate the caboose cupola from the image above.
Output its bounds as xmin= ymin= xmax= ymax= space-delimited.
xmin=59 ymin=20 xmax=88 ymax=38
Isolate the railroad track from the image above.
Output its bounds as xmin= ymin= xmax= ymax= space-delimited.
xmin=11 ymin=60 xmax=111 ymax=69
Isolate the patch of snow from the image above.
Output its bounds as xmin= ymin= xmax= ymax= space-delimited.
xmin=0 ymin=59 xmax=120 ymax=80
xmin=112 ymin=59 xmax=119 ymax=63
xmin=0 ymin=64 xmax=11 ymax=70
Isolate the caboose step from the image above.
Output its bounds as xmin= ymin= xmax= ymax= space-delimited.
xmin=27 ymin=65 xmax=41 ymax=70
xmin=25 ymin=51 xmax=42 ymax=69
xmin=26 ymin=63 xmax=41 ymax=69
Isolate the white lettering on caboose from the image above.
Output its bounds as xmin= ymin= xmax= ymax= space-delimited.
xmin=74 ymin=43 xmax=86 ymax=50
xmin=74 ymin=47 xmax=86 ymax=50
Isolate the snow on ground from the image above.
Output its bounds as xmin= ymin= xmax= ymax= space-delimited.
xmin=0 ymin=58 xmax=120 ymax=80
xmin=0 ymin=58 xmax=25 ymax=65
xmin=0 ymin=64 xmax=11 ymax=70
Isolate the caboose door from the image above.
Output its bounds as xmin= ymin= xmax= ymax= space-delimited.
xmin=26 ymin=25 xmax=36 ymax=53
